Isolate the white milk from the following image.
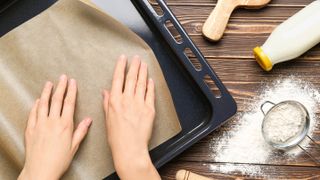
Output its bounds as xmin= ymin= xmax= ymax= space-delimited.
xmin=254 ymin=0 xmax=320 ymax=71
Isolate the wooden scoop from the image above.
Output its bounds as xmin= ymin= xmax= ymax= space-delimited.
xmin=202 ymin=0 xmax=271 ymax=41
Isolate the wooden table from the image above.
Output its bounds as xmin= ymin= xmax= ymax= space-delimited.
xmin=152 ymin=0 xmax=320 ymax=179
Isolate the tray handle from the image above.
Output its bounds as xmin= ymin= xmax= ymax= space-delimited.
xmin=133 ymin=0 xmax=236 ymax=116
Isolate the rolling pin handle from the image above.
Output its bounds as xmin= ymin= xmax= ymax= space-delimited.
xmin=176 ymin=169 xmax=213 ymax=180
xmin=202 ymin=0 xmax=237 ymax=41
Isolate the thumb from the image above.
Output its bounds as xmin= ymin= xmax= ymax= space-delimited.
xmin=103 ymin=90 xmax=110 ymax=118
xmin=71 ymin=118 xmax=92 ymax=154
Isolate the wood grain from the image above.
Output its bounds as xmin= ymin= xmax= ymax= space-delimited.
xmin=154 ymin=0 xmax=320 ymax=179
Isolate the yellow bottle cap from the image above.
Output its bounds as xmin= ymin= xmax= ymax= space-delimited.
xmin=253 ymin=46 xmax=273 ymax=71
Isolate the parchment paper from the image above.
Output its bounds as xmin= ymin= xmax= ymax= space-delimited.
xmin=0 ymin=0 xmax=181 ymax=179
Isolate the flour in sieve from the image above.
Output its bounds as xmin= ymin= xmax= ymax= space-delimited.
xmin=263 ymin=102 xmax=307 ymax=144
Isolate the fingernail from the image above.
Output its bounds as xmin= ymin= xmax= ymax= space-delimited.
xmin=70 ymin=79 xmax=76 ymax=86
xmin=132 ymin=56 xmax=140 ymax=63
xmin=141 ymin=62 xmax=147 ymax=68
xmin=46 ymin=81 xmax=52 ymax=87
xmin=60 ymin=74 xmax=67 ymax=81
xmin=85 ymin=118 xmax=93 ymax=126
xmin=102 ymin=90 xmax=107 ymax=97
xmin=134 ymin=55 xmax=140 ymax=59
xmin=103 ymin=90 xmax=109 ymax=98
xmin=35 ymin=99 xmax=40 ymax=105
xmin=119 ymin=54 xmax=126 ymax=60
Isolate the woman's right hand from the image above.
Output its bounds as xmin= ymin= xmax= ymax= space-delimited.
xmin=103 ymin=55 xmax=161 ymax=180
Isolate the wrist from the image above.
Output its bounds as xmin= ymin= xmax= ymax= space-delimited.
xmin=18 ymin=167 xmax=59 ymax=180
xmin=114 ymin=149 xmax=151 ymax=170
xmin=113 ymin=149 xmax=154 ymax=176
xmin=115 ymin=153 xmax=161 ymax=180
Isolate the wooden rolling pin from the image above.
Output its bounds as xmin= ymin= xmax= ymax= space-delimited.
xmin=202 ymin=0 xmax=271 ymax=41
xmin=176 ymin=170 xmax=213 ymax=180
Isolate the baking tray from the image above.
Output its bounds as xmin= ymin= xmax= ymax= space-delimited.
xmin=0 ymin=0 xmax=237 ymax=179
xmin=0 ymin=0 xmax=18 ymax=13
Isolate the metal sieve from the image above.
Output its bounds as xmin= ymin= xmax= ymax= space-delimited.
xmin=260 ymin=100 xmax=310 ymax=149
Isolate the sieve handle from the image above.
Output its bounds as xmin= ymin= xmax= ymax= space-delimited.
xmin=260 ymin=101 xmax=276 ymax=115
xmin=298 ymin=137 xmax=320 ymax=165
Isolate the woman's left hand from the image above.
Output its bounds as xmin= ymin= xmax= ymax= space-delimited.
xmin=18 ymin=75 xmax=92 ymax=180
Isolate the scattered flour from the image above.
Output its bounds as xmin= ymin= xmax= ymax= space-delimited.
xmin=209 ymin=77 xmax=320 ymax=177
xmin=206 ymin=163 xmax=263 ymax=178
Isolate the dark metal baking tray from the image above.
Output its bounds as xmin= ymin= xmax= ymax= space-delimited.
xmin=0 ymin=0 xmax=237 ymax=179
xmin=0 ymin=0 xmax=18 ymax=13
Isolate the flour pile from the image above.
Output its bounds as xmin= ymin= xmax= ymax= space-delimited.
xmin=209 ymin=77 xmax=320 ymax=176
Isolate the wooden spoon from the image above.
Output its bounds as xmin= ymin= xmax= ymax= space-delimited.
xmin=202 ymin=0 xmax=271 ymax=41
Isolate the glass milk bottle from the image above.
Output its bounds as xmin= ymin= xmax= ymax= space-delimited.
xmin=253 ymin=0 xmax=320 ymax=71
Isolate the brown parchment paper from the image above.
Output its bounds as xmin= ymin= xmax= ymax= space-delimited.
xmin=0 ymin=0 xmax=181 ymax=179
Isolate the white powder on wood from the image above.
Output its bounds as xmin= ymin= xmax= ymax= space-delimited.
xmin=207 ymin=163 xmax=263 ymax=177
xmin=209 ymin=76 xmax=320 ymax=177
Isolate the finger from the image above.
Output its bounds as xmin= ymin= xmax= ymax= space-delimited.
xmin=71 ymin=118 xmax=92 ymax=154
xmin=124 ymin=55 xmax=141 ymax=96
xmin=103 ymin=90 xmax=110 ymax=119
xmin=27 ymin=99 xmax=40 ymax=130
xmin=49 ymin=74 xmax=68 ymax=118
xmin=38 ymin=81 xmax=53 ymax=119
xmin=111 ymin=55 xmax=127 ymax=95
xmin=146 ymin=78 xmax=155 ymax=106
xmin=62 ymin=79 xmax=77 ymax=121
xmin=135 ymin=62 xmax=148 ymax=99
